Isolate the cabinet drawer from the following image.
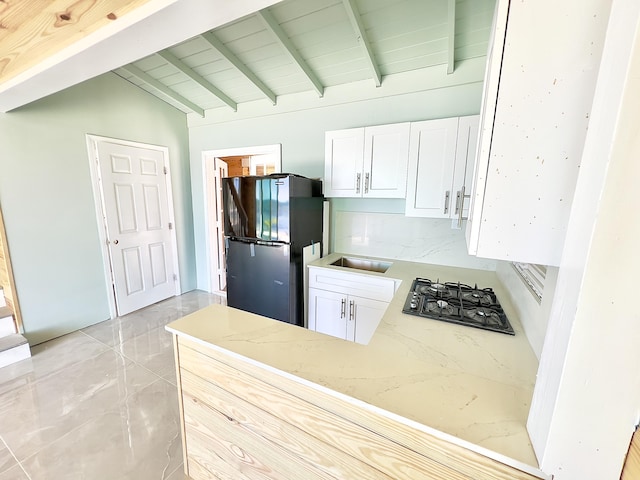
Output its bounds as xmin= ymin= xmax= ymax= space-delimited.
xmin=308 ymin=266 xmax=396 ymax=302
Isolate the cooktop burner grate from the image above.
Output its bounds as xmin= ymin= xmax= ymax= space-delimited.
xmin=402 ymin=278 xmax=515 ymax=335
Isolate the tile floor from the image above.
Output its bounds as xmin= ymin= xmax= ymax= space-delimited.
xmin=0 ymin=290 xmax=224 ymax=480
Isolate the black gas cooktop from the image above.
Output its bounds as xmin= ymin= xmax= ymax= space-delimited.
xmin=402 ymin=278 xmax=515 ymax=335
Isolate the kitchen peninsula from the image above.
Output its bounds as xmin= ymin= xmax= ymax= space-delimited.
xmin=166 ymin=256 xmax=547 ymax=480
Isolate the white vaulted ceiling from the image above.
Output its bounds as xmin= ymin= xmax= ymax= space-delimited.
xmin=113 ymin=0 xmax=496 ymax=116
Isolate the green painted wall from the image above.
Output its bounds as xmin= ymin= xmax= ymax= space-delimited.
xmin=188 ymin=82 xmax=484 ymax=290
xmin=0 ymin=73 xmax=194 ymax=345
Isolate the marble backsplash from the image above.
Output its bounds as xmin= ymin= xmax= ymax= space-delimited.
xmin=333 ymin=211 xmax=496 ymax=271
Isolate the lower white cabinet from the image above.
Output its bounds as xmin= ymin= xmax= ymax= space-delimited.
xmin=307 ymin=266 xmax=396 ymax=344
xmin=308 ymin=288 xmax=388 ymax=344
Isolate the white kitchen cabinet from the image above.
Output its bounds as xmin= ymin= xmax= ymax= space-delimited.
xmin=465 ymin=0 xmax=609 ymax=266
xmin=324 ymin=123 xmax=410 ymax=198
xmin=405 ymin=115 xmax=479 ymax=222
xmin=308 ymin=266 xmax=396 ymax=344
xmin=309 ymin=288 xmax=350 ymax=340
xmin=308 ymin=288 xmax=388 ymax=344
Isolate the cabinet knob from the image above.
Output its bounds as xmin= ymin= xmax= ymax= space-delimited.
xmin=356 ymin=173 xmax=361 ymax=194
xmin=341 ymin=298 xmax=346 ymax=318
xmin=349 ymin=300 xmax=355 ymax=321
xmin=364 ymin=173 xmax=370 ymax=194
xmin=444 ymin=191 xmax=450 ymax=214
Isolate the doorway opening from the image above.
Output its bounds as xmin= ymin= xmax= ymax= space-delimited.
xmin=203 ymin=145 xmax=282 ymax=295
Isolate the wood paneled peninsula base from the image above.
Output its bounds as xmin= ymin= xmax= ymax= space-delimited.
xmin=167 ymin=294 xmax=548 ymax=480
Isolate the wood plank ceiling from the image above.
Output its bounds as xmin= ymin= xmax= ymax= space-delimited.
xmin=113 ymin=0 xmax=496 ymax=116
xmin=0 ymin=0 xmax=156 ymax=86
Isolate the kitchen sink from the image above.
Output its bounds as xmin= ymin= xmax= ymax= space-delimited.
xmin=330 ymin=256 xmax=392 ymax=273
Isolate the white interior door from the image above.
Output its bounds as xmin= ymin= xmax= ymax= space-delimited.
xmin=96 ymin=140 xmax=177 ymax=316
xmin=214 ymin=158 xmax=228 ymax=291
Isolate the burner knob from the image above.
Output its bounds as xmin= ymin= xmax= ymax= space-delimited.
xmin=410 ymin=301 xmax=418 ymax=309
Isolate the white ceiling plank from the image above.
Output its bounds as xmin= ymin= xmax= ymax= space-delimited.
xmin=120 ymin=63 xmax=205 ymax=116
xmin=200 ymin=31 xmax=277 ymax=105
xmin=157 ymin=49 xmax=237 ymax=111
xmin=341 ymin=0 xmax=382 ymax=87
xmin=256 ymin=9 xmax=324 ymax=97
xmin=447 ymin=0 xmax=456 ymax=74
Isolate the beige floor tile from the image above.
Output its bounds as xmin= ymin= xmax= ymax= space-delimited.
xmin=0 ymin=465 xmax=28 ymax=480
xmin=116 ymin=324 xmax=176 ymax=379
xmin=0 ymin=332 xmax=110 ymax=396
xmin=20 ymin=379 xmax=183 ymax=480
xmin=0 ymin=443 xmax=17 ymax=475
xmin=166 ymin=466 xmax=190 ymax=480
xmin=0 ymin=349 xmax=159 ymax=461
xmin=82 ymin=291 xmax=221 ymax=347
xmin=0 ymin=291 xmax=224 ymax=479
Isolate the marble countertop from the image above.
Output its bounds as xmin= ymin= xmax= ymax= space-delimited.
xmin=167 ymin=253 xmax=542 ymax=475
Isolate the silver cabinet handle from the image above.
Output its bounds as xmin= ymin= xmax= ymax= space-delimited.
xmin=341 ymin=298 xmax=346 ymax=318
xmin=356 ymin=173 xmax=361 ymax=194
xmin=444 ymin=191 xmax=450 ymax=214
xmin=455 ymin=190 xmax=462 ymax=215
xmin=364 ymin=172 xmax=370 ymax=194
xmin=349 ymin=300 xmax=355 ymax=321
xmin=457 ymin=185 xmax=470 ymax=228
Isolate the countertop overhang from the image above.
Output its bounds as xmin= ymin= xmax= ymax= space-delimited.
xmin=167 ymin=253 xmax=544 ymax=477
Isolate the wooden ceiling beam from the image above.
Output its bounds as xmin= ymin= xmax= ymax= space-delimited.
xmin=157 ymin=49 xmax=237 ymax=111
xmin=256 ymin=9 xmax=324 ymax=97
xmin=342 ymin=0 xmax=382 ymax=87
xmin=200 ymin=31 xmax=277 ymax=105
xmin=447 ymin=0 xmax=456 ymax=74
xmin=120 ymin=64 xmax=205 ymax=116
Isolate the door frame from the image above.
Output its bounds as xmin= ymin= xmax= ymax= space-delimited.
xmin=202 ymin=144 xmax=282 ymax=295
xmin=86 ymin=134 xmax=181 ymax=319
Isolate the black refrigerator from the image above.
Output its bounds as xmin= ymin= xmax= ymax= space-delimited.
xmin=222 ymin=174 xmax=323 ymax=326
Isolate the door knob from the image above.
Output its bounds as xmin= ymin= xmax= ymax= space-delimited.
xmin=113 ymin=239 xmax=119 ymax=245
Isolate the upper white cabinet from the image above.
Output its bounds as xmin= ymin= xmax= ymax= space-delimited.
xmin=465 ymin=0 xmax=610 ymax=266
xmin=405 ymin=115 xmax=479 ymax=222
xmin=324 ymin=123 xmax=410 ymax=198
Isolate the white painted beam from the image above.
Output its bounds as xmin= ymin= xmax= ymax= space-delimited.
xmin=120 ymin=64 xmax=205 ymax=116
xmin=342 ymin=0 xmax=382 ymax=87
xmin=157 ymin=49 xmax=237 ymax=111
xmin=256 ymin=9 xmax=324 ymax=97
xmin=200 ymin=31 xmax=277 ymax=105
xmin=447 ymin=0 xmax=456 ymax=74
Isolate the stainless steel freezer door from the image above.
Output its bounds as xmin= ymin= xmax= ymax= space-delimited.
xmin=225 ymin=240 xmax=292 ymax=324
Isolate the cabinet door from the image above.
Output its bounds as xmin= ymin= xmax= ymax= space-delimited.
xmin=308 ymin=288 xmax=347 ymax=340
xmin=351 ymin=295 xmax=388 ymax=345
xmin=405 ymin=118 xmax=459 ymax=218
xmin=451 ymin=115 xmax=480 ymax=223
xmin=363 ymin=123 xmax=410 ymax=198
xmin=324 ymin=128 xmax=365 ymax=197
xmin=465 ymin=0 xmax=606 ymax=266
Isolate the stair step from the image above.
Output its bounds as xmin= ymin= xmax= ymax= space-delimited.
xmin=0 ymin=306 xmax=15 ymax=336
xmin=0 ymin=334 xmax=30 ymax=369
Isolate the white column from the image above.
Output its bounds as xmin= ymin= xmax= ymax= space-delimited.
xmin=527 ymin=0 xmax=640 ymax=478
